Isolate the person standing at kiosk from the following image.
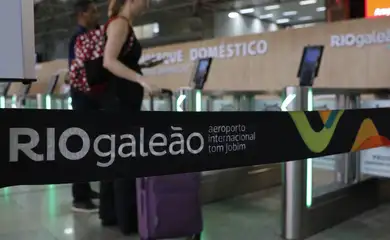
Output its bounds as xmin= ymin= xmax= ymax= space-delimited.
xmin=68 ymin=0 xmax=100 ymax=213
xmin=98 ymin=0 xmax=165 ymax=235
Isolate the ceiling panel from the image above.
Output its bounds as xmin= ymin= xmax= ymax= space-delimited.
xmin=34 ymin=0 xmax=327 ymax=45
xmin=228 ymin=0 xmax=326 ymax=25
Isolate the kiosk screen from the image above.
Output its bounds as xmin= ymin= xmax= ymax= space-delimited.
xmin=191 ymin=58 xmax=213 ymax=90
xmin=297 ymin=45 xmax=324 ymax=86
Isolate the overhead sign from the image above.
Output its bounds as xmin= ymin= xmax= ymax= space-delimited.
xmin=360 ymin=100 xmax=390 ymax=177
xmin=365 ymin=0 xmax=390 ymax=18
xmin=141 ymin=39 xmax=268 ymax=76
xmin=330 ymin=30 xmax=390 ymax=48
xmin=140 ymin=40 xmax=268 ymax=64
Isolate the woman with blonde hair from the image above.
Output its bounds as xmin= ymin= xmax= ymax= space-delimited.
xmin=99 ymin=0 xmax=157 ymax=235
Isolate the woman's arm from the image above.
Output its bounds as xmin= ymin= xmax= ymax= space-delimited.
xmin=103 ymin=18 xmax=143 ymax=84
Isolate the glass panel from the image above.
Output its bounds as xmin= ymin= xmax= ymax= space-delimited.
xmin=53 ymin=98 xmax=64 ymax=109
xmin=142 ymin=99 xmax=151 ymax=111
xmin=311 ymin=97 xmax=337 ymax=196
xmin=153 ymin=99 xmax=171 ymax=111
xmin=359 ymin=99 xmax=390 ymax=180
xmin=211 ymin=98 xmax=236 ymax=111
xmin=143 ymin=96 xmax=171 ymax=111
xmin=310 ymin=96 xmax=352 ymax=198
xmin=24 ymin=96 xmax=38 ymax=109
xmin=47 ymin=96 xmax=69 ymax=110
xmin=65 ymin=97 xmax=72 ymax=110
xmin=255 ymin=99 xmax=281 ymax=111
xmin=5 ymin=96 xmax=15 ymax=108
xmin=0 ymin=96 xmax=5 ymax=108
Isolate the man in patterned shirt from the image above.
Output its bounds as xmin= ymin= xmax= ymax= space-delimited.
xmin=68 ymin=0 xmax=100 ymax=213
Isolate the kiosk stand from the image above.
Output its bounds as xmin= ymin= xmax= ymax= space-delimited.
xmin=297 ymin=45 xmax=324 ymax=87
xmin=282 ymin=45 xmax=324 ymax=240
xmin=176 ymin=58 xmax=213 ymax=112
xmin=46 ymin=73 xmax=61 ymax=95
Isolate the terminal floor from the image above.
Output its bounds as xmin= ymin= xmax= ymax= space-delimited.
xmin=1 ymin=184 xmax=390 ymax=240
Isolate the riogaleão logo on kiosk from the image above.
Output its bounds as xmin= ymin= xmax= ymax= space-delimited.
xmin=330 ymin=29 xmax=390 ymax=48
xmin=9 ymin=126 xmax=205 ymax=167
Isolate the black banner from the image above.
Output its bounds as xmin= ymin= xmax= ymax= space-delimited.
xmin=1 ymin=107 xmax=390 ymax=187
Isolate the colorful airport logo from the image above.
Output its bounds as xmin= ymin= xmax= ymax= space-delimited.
xmin=288 ymin=110 xmax=390 ymax=154
xmin=351 ymin=118 xmax=390 ymax=151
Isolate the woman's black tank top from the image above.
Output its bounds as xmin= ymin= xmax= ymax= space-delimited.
xmin=106 ymin=17 xmax=144 ymax=111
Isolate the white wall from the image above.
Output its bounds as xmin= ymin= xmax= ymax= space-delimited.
xmin=214 ymin=12 xmax=279 ymax=37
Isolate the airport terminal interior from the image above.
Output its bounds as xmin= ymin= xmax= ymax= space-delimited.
xmin=2 ymin=0 xmax=390 ymax=239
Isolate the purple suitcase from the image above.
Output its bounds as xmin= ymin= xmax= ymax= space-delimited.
xmin=136 ymin=173 xmax=203 ymax=240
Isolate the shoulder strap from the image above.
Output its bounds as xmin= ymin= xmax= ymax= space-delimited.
xmin=104 ymin=16 xmax=132 ymax=32
xmin=104 ymin=16 xmax=134 ymax=57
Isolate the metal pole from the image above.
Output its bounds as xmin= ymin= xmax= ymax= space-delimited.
xmin=335 ymin=94 xmax=350 ymax=184
xmin=36 ymin=94 xmax=43 ymax=109
xmin=168 ymin=93 xmax=174 ymax=112
xmin=282 ymin=86 xmax=309 ymax=240
xmin=349 ymin=94 xmax=361 ymax=183
xmin=149 ymin=95 xmax=154 ymax=111
xmin=206 ymin=96 xmax=215 ymax=111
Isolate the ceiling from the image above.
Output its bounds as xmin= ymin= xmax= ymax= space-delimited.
xmin=34 ymin=0 xmax=327 ymax=47
xmin=231 ymin=0 xmax=326 ymax=25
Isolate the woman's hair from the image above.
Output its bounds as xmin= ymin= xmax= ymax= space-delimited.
xmin=108 ymin=0 xmax=127 ymax=17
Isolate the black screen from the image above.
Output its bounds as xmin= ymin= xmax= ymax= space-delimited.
xmin=297 ymin=45 xmax=324 ymax=86
xmin=192 ymin=58 xmax=213 ymax=90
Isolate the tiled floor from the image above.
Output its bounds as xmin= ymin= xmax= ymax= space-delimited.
xmin=309 ymin=203 xmax=390 ymax=240
xmin=0 ymin=184 xmax=389 ymax=240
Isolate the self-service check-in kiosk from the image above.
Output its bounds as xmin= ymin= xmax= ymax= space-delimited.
xmin=190 ymin=57 xmax=213 ymax=90
xmin=298 ymin=45 xmax=324 ymax=87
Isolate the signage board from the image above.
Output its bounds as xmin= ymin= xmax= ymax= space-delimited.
xmin=330 ymin=30 xmax=390 ymax=48
xmin=365 ymin=0 xmax=390 ymax=18
xmin=360 ymin=100 xmax=390 ymax=177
